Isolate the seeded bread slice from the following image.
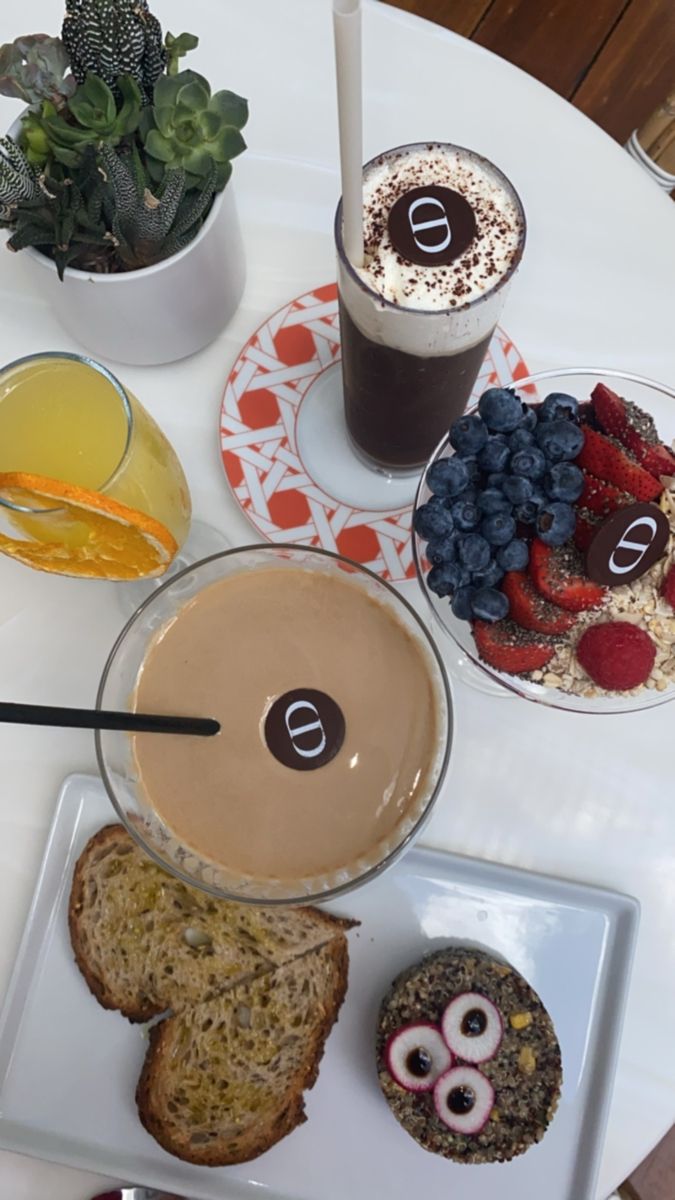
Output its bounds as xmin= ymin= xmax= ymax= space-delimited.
xmin=69 ymin=825 xmax=355 ymax=1021
xmin=136 ymin=937 xmax=349 ymax=1165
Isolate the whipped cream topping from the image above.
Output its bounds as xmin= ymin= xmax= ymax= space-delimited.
xmin=355 ymin=145 xmax=524 ymax=312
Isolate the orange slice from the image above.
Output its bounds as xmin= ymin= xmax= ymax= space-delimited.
xmin=0 ymin=472 xmax=178 ymax=580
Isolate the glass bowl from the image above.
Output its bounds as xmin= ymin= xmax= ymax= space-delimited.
xmin=413 ymin=368 xmax=675 ymax=714
xmin=96 ymin=544 xmax=452 ymax=904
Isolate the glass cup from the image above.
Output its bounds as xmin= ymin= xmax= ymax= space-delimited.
xmin=96 ymin=544 xmax=453 ymax=905
xmin=335 ymin=142 xmax=526 ymax=475
xmin=0 ymin=351 xmax=191 ymax=571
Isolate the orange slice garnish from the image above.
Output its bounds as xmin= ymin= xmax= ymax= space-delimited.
xmin=0 ymin=472 xmax=178 ymax=580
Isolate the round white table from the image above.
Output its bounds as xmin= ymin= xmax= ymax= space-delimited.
xmin=1 ymin=2 xmax=675 ymax=1198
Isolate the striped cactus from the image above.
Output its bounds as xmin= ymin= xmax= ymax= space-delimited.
xmin=62 ymin=0 xmax=166 ymax=101
xmin=0 ymin=136 xmax=41 ymax=219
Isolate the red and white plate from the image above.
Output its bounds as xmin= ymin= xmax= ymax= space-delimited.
xmin=220 ymin=283 xmax=529 ymax=583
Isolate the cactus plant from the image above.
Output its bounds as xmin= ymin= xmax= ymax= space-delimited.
xmin=23 ymin=73 xmax=142 ymax=168
xmin=0 ymin=136 xmax=43 ymax=217
xmin=140 ymin=69 xmax=247 ymax=190
xmin=0 ymin=35 xmax=75 ymax=109
xmin=62 ymin=0 xmax=167 ymax=102
xmin=98 ymin=142 xmax=217 ymax=269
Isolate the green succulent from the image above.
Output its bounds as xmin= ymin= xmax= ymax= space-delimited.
xmin=0 ymin=35 xmax=75 ymax=109
xmin=21 ymin=73 xmax=142 ymax=168
xmin=140 ymin=69 xmax=247 ymax=190
xmin=98 ymin=142 xmax=218 ymax=269
xmin=62 ymin=0 xmax=166 ymax=103
xmin=164 ymin=31 xmax=199 ymax=77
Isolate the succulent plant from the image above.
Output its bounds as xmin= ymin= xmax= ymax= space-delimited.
xmin=22 ymin=73 xmax=142 ymax=168
xmin=140 ymin=69 xmax=247 ymax=190
xmin=98 ymin=142 xmax=218 ymax=270
xmin=165 ymin=31 xmax=199 ymax=78
xmin=62 ymin=0 xmax=167 ymax=102
xmin=0 ymin=35 xmax=75 ymax=109
xmin=0 ymin=136 xmax=43 ymax=218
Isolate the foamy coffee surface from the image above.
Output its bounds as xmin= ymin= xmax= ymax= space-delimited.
xmin=357 ymin=144 xmax=523 ymax=311
xmin=133 ymin=567 xmax=447 ymax=889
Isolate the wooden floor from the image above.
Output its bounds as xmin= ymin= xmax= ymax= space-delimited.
xmin=384 ymin=0 xmax=675 ymax=144
xmin=378 ymin=3 xmax=675 ymax=1194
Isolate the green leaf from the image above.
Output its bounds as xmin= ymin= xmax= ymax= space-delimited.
xmin=153 ymin=105 xmax=174 ymax=137
xmin=70 ymin=74 xmax=115 ymax=126
xmin=51 ymin=144 xmax=83 ymax=168
xmin=182 ymin=146 xmax=212 ymax=177
xmin=176 ymin=81 xmax=210 ymax=112
xmin=210 ymin=127 xmax=246 ymax=164
xmin=198 ymin=110 xmax=222 ymax=141
xmin=166 ymin=32 xmax=200 ymax=54
xmin=116 ymin=75 xmax=142 ymax=136
xmin=214 ymin=160 xmax=232 ymax=191
xmin=209 ymin=90 xmax=248 ymax=131
xmin=144 ymin=129 xmax=176 ymax=164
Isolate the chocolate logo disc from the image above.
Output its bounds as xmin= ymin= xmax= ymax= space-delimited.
xmin=387 ymin=185 xmax=477 ymax=267
xmin=585 ymin=502 xmax=670 ymax=586
xmin=264 ymin=688 xmax=345 ymax=771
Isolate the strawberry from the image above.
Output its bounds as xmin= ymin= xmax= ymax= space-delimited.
xmin=591 ymin=382 xmax=675 ymax=480
xmin=574 ymin=511 xmax=601 ymax=553
xmin=502 ymin=571 xmax=577 ymax=635
xmin=576 ymin=621 xmax=655 ymax=690
xmin=575 ymin=426 xmax=663 ymax=502
xmin=579 ymin=472 xmax=633 ymax=517
xmin=662 ymin=563 xmax=675 ymax=611
xmin=473 ymin=619 xmax=555 ymax=674
xmin=529 ymin=538 xmax=606 ymax=612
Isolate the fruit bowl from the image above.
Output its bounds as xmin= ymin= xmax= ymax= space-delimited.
xmin=413 ymin=368 xmax=675 ymax=715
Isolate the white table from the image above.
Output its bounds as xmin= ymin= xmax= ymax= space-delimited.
xmin=1 ymin=2 xmax=675 ymax=1198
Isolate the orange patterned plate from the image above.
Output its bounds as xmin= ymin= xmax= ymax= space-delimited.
xmin=220 ymin=283 xmax=529 ymax=584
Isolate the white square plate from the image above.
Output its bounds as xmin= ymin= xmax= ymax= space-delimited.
xmin=0 ymin=774 xmax=639 ymax=1200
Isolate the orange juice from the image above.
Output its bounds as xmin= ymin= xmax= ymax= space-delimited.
xmin=0 ymin=355 xmax=191 ymax=553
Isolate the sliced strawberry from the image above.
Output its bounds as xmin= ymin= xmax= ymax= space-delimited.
xmin=574 ymin=511 xmax=602 ymax=553
xmin=575 ymin=426 xmax=663 ymax=502
xmin=579 ymin=472 xmax=633 ymax=517
xmin=591 ymin=382 xmax=675 ymax=480
xmin=662 ymin=563 xmax=675 ymax=611
xmin=473 ymin=619 xmax=555 ymax=675
xmin=529 ymin=538 xmax=606 ymax=612
xmin=502 ymin=571 xmax=577 ymax=635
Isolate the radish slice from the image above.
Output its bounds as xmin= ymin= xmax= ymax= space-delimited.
xmin=385 ymin=1022 xmax=453 ymax=1092
xmin=440 ymin=992 xmax=503 ymax=1063
xmin=433 ymin=1065 xmax=495 ymax=1134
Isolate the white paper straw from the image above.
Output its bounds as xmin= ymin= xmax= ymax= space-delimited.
xmin=333 ymin=0 xmax=364 ymax=268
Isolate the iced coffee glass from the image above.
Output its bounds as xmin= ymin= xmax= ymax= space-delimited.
xmin=335 ymin=143 xmax=526 ymax=473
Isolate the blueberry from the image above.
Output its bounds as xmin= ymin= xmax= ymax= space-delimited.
xmin=459 ymin=533 xmax=491 ymax=571
xmin=530 ymin=485 xmax=546 ymax=508
xmin=472 ymin=560 xmax=505 ymax=588
xmin=511 ymin=447 xmax=547 ymax=479
xmin=545 ymin=462 xmax=584 ymax=503
xmin=426 ymin=533 xmax=457 ymax=565
xmin=514 ymin=500 xmax=538 ymax=524
xmin=471 ymin=587 xmax=509 ymax=622
xmin=477 ymin=387 xmax=524 ymax=433
xmin=427 ymin=561 xmax=465 ymax=597
xmin=449 ymin=413 xmax=489 ymax=457
xmin=535 ymin=420 xmax=584 ymax=463
xmin=413 ymin=501 xmax=454 ymax=540
xmin=521 ymin=405 xmax=538 ymax=432
xmin=451 ymin=586 xmax=475 ymax=621
xmin=539 ymin=392 xmax=579 ymax=423
xmin=481 ymin=512 xmax=517 ymax=547
xmin=478 ymin=436 xmax=510 ymax=473
xmin=497 ymin=538 xmax=530 ymax=571
xmin=477 ymin=488 xmax=512 ymax=515
xmin=502 ymin=475 xmax=533 ymax=504
xmin=451 ymin=499 xmax=481 ymax=531
xmin=536 ymin=502 xmax=577 ymax=546
xmin=426 ymin=456 xmax=470 ymax=497
xmin=487 ymin=472 xmax=508 ymax=490
xmin=463 ymin=457 xmax=482 ymax=485
xmin=508 ymin=427 xmax=534 ymax=453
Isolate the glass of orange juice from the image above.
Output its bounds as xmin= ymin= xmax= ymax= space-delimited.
xmin=0 ymin=352 xmax=191 ymax=579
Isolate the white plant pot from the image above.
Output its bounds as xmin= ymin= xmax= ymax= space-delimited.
xmin=7 ymin=119 xmax=246 ymax=365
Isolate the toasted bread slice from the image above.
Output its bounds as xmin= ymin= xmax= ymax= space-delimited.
xmin=69 ymin=825 xmax=355 ymax=1021
xmin=136 ymin=937 xmax=349 ymax=1165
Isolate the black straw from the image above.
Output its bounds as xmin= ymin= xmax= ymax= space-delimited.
xmin=0 ymin=702 xmax=220 ymax=737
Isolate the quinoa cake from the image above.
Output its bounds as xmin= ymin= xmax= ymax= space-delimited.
xmin=376 ymin=945 xmax=562 ymax=1164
